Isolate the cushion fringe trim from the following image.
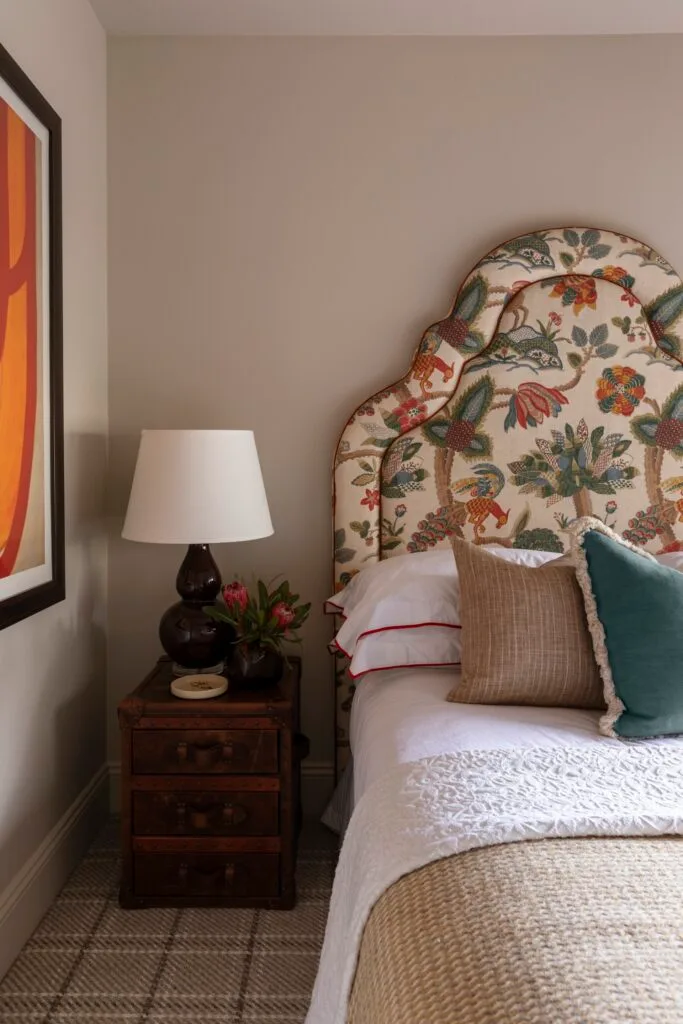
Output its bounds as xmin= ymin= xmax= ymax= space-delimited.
xmin=569 ymin=516 xmax=656 ymax=738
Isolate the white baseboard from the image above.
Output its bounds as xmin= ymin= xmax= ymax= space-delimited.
xmin=108 ymin=760 xmax=335 ymax=817
xmin=0 ymin=764 xmax=109 ymax=979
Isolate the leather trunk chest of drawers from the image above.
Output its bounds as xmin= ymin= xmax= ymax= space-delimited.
xmin=118 ymin=655 xmax=305 ymax=909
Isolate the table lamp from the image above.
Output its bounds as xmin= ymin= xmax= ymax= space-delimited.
xmin=122 ymin=429 xmax=273 ymax=673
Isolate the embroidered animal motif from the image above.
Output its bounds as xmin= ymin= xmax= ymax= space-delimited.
xmin=452 ymin=464 xmax=510 ymax=535
xmin=480 ymin=234 xmax=556 ymax=273
xmin=465 ymin=324 xmax=563 ymax=376
xmin=414 ymin=338 xmax=455 ymax=397
xmin=465 ymin=497 xmax=510 ymax=534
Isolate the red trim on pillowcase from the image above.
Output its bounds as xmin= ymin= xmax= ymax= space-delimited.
xmin=357 ymin=621 xmax=461 ymax=639
xmin=347 ymin=660 xmax=462 ymax=680
xmin=333 ymin=637 xmax=354 ymax=658
xmin=332 ymin=621 xmax=462 ymax=660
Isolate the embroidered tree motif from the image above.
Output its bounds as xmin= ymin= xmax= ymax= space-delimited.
xmin=631 ymin=382 xmax=683 ymax=456
xmin=643 ymin=286 xmax=683 ymax=359
xmin=628 ymin=382 xmax=683 ymax=546
xmin=433 ymin=274 xmax=488 ymax=354
xmin=508 ymin=420 xmax=638 ymax=518
xmin=422 ymin=376 xmax=494 ymax=460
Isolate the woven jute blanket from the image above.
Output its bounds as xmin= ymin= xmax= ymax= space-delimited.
xmin=306 ymin=747 xmax=683 ymax=1024
xmin=348 ymin=836 xmax=683 ymax=1024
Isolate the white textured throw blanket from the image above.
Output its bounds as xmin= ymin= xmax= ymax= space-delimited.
xmin=306 ymin=745 xmax=683 ymax=1024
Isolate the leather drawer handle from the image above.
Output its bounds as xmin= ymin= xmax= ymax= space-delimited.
xmin=178 ymin=861 xmax=237 ymax=888
xmin=175 ymin=741 xmax=236 ymax=767
xmin=163 ymin=798 xmax=248 ymax=831
xmin=221 ymin=802 xmax=247 ymax=826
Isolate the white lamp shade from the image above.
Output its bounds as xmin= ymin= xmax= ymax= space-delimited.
xmin=122 ymin=430 xmax=274 ymax=544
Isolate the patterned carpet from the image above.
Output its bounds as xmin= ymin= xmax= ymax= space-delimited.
xmin=0 ymin=820 xmax=337 ymax=1023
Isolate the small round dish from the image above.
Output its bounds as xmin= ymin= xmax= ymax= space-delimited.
xmin=170 ymin=673 xmax=228 ymax=700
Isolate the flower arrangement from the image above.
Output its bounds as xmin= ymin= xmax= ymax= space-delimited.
xmin=205 ymin=578 xmax=311 ymax=669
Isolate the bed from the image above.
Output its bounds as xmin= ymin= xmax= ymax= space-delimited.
xmin=308 ymin=227 xmax=683 ymax=1024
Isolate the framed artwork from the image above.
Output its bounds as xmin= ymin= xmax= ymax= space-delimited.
xmin=0 ymin=42 xmax=63 ymax=629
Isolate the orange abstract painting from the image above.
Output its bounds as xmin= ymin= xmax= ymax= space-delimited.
xmin=0 ymin=95 xmax=42 ymax=579
xmin=0 ymin=39 xmax=62 ymax=630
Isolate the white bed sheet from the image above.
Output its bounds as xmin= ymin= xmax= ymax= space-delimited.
xmin=349 ymin=666 xmax=683 ymax=806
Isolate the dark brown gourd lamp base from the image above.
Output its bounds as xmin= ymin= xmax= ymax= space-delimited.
xmin=159 ymin=543 xmax=232 ymax=674
xmin=122 ymin=430 xmax=274 ymax=679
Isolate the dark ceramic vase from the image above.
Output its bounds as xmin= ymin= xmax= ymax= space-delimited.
xmin=230 ymin=646 xmax=284 ymax=686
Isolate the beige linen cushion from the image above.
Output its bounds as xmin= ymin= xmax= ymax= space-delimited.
xmin=448 ymin=539 xmax=604 ymax=709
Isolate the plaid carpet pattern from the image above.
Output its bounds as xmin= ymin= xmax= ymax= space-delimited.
xmin=0 ymin=820 xmax=337 ymax=1023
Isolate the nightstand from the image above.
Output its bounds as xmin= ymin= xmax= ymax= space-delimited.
xmin=117 ymin=655 xmax=306 ymax=909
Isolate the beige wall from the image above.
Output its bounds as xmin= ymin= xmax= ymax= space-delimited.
xmin=0 ymin=0 xmax=108 ymax=971
xmin=108 ymin=35 xmax=683 ymax=785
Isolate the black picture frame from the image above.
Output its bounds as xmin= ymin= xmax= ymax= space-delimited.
xmin=0 ymin=42 xmax=64 ymax=630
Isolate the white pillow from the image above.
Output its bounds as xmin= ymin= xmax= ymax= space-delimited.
xmin=327 ymin=546 xmax=560 ymax=678
xmin=340 ymin=626 xmax=461 ymax=679
xmin=656 ymin=551 xmax=683 ymax=572
xmin=325 ymin=549 xmax=456 ymax=616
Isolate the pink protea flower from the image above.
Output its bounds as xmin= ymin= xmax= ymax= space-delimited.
xmin=272 ymin=601 xmax=295 ymax=629
xmin=223 ymin=581 xmax=249 ymax=613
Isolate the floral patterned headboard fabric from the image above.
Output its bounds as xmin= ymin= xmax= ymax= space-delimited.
xmin=333 ymin=227 xmax=683 ymax=769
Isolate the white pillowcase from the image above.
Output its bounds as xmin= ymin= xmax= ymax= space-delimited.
xmin=327 ymin=546 xmax=560 ymax=678
xmin=655 ymin=550 xmax=683 ymax=572
xmin=345 ymin=626 xmax=462 ymax=679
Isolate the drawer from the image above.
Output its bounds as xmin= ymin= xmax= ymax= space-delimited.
xmin=133 ymin=790 xmax=279 ymax=837
xmin=132 ymin=730 xmax=278 ymax=774
xmin=134 ymin=852 xmax=279 ymax=898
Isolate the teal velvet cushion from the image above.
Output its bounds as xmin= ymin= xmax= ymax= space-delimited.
xmin=571 ymin=518 xmax=683 ymax=738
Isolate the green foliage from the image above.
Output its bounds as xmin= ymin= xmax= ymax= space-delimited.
xmin=588 ymin=243 xmax=611 ymax=260
xmin=630 ymin=383 xmax=683 ymax=451
xmin=570 ymin=323 xmax=615 ymax=359
xmin=581 ymin=229 xmax=601 ymax=248
xmin=590 ymin=324 xmax=609 ymax=346
xmin=423 ymin=377 xmax=494 ymax=458
xmin=656 ymin=334 xmax=681 ymax=358
xmin=510 ymin=507 xmax=530 ymax=537
xmin=630 ymin=415 xmax=660 ymax=447
xmin=508 ymin=420 xmax=638 ymax=502
xmin=334 ymin=528 xmax=356 ymax=563
xmin=563 ymin=229 xmax=580 ymax=248
xmin=612 ymin=316 xmax=632 ymax=334
xmin=662 ymin=382 xmax=683 ymax=421
xmin=351 ymin=472 xmax=375 ymax=486
xmin=453 ymin=274 xmax=488 ymax=324
xmin=645 ymin=285 xmax=683 ymax=330
xmin=452 ymin=375 xmax=495 ymax=423
xmin=381 ymin=468 xmax=429 ymax=498
xmin=350 ymin=519 xmax=372 ymax=539
xmin=513 ymin=528 xmax=564 ymax=553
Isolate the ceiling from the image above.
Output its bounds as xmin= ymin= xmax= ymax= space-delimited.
xmin=89 ymin=0 xmax=683 ymax=36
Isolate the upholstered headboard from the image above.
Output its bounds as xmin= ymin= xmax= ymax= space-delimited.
xmin=332 ymin=227 xmax=683 ymax=768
